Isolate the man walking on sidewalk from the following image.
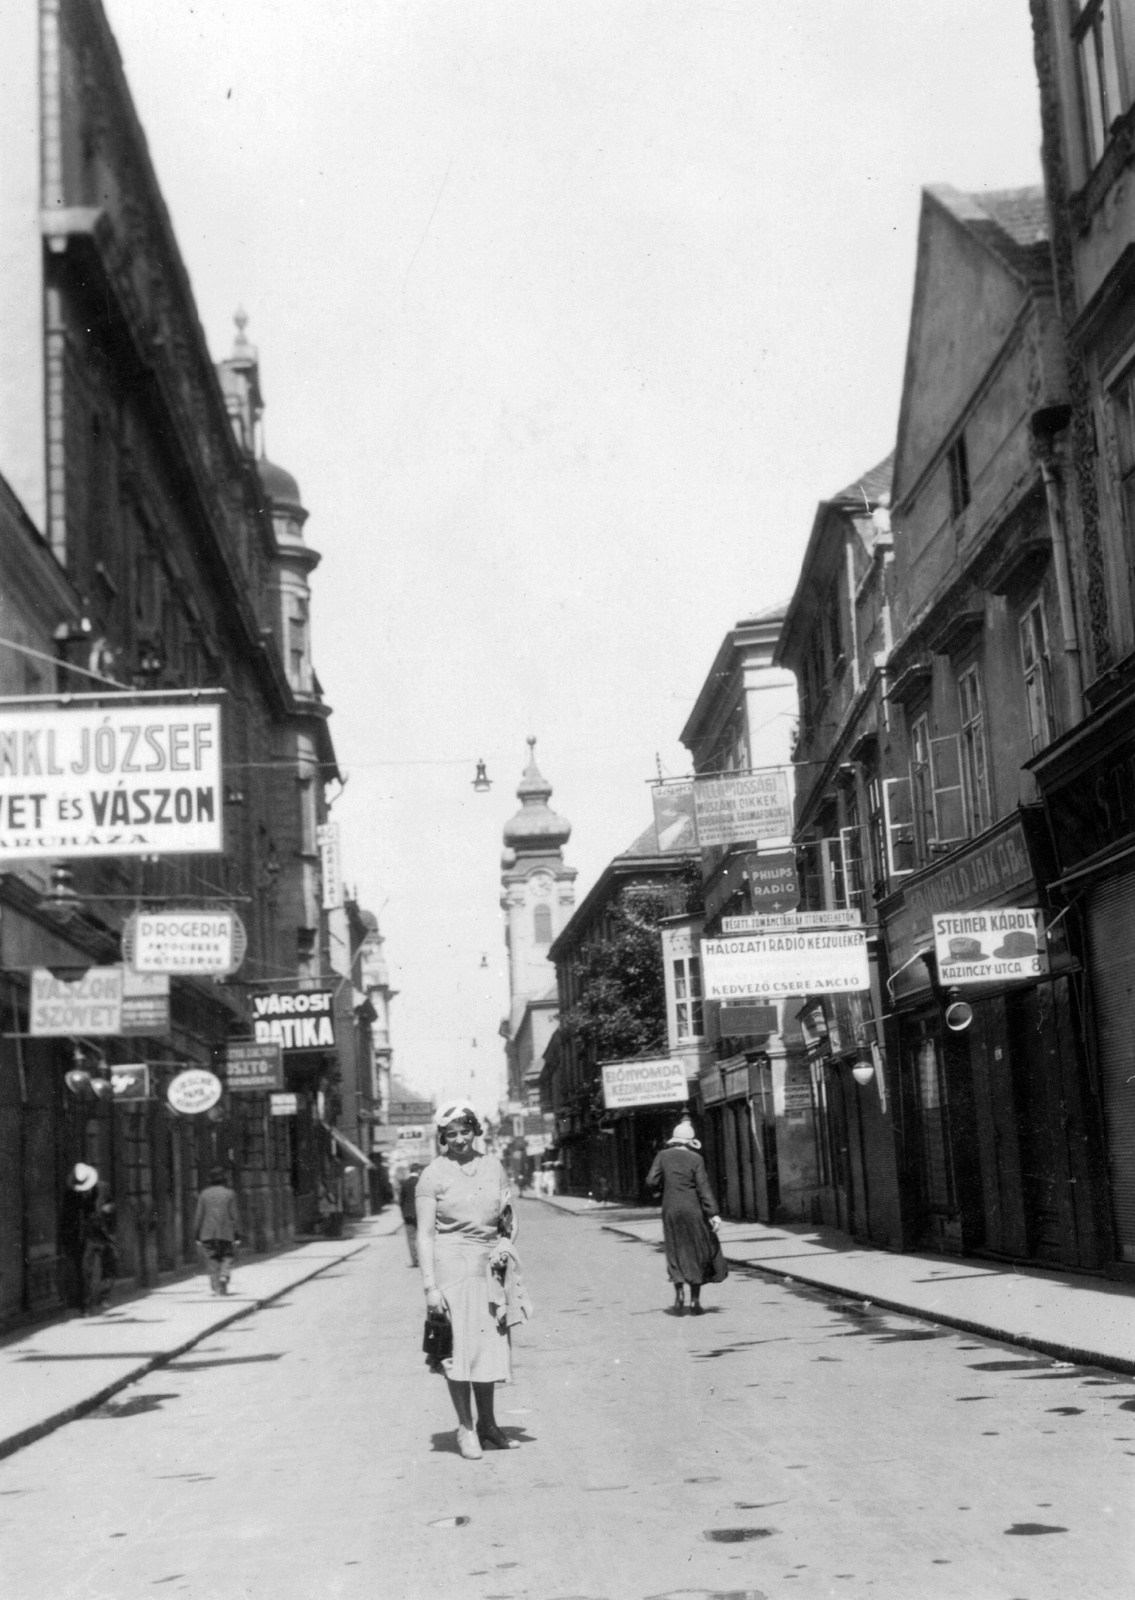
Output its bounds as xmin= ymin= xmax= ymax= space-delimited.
xmin=398 ymin=1163 xmax=423 ymax=1266
xmin=195 ymin=1167 xmax=241 ymax=1294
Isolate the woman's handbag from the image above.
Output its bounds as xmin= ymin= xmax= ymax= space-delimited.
xmin=422 ymin=1306 xmax=453 ymax=1371
xmin=708 ymin=1230 xmax=729 ymax=1284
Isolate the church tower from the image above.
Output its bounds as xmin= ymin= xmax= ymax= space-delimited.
xmin=499 ymin=739 xmax=576 ymax=1117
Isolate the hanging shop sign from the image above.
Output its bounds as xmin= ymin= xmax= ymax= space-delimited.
xmin=693 ymin=769 xmax=793 ymax=849
xmin=316 ymin=822 xmax=342 ymax=909
xmin=701 ymin=928 xmax=869 ymax=999
xmin=743 ymin=850 xmax=800 ymax=911
xmin=167 ymin=1068 xmax=223 ymax=1115
xmin=718 ymin=1002 xmax=779 ymax=1038
xmin=652 ymin=781 xmax=698 ymax=852
xmin=389 ymin=1099 xmax=436 ymax=1124
xmin=121 ymin=970 xmax=170 ymax=1036
xmin=224 ymin=1040 xmax=283 ymax=1092
xmin=600 ymin=1056 xmax=689 ymax=1110
xmin=932 ymin=908 xmax=1047 ymax=986
xmin=123 ymin=909 xmax=245 ymax=975
xmin=269 ymin=1092 xmax=298 ymax=1116
xmin=251 ymin=988 xmax=336 ymax=1052
xmin=29 ymin=965 xmax=123 ymax=1036
xmin=109 ymin=1063 xmax=150 ymax=1101
xmin=0 ymin=700 xmax=223 ymax=859
xmin=722 ymin=908 xmax=861 ymax=933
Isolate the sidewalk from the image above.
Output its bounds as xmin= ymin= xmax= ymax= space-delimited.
xmin=0 ymin=1209 xmax=403 ymax=1463
xmin=528 ymin=1193 xmax=1135 ymax=1374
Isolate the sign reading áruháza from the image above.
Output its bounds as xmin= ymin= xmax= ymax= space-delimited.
xmin=693 ymin=770 xmax=792 ymax=848
xmin=251 ymin=988 xmax=336 ymax=1053
xmin=600 ymin=1057 xmax=689 ymax=1110
xmin=701 ymin=929 xmax=869 ymax=999
xmin=0 ymin=702 xmax=222 ymax=859
xmin=932 ymin=908 xmax=1047 ymax=985
xmin=224 ymin=1040 xmax=284 ymax=1092
xmin=30 ymin=966 xmax=123 ymax=1035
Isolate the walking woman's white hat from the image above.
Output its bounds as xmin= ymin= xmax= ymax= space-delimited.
xmin=667 ymin=1118 xmax=699 ymax=1148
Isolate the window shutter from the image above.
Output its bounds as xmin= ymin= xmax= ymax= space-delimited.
xmin=839 ymin=824 xmax=865 ymax=914
xmin=882 ymin=776 xmax=914 ymax=876
xmin=929 ymin=733 xmax=967 ymax=845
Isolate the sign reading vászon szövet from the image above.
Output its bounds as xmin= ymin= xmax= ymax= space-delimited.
xmin=693 ymin=769 xmax=793 ymax=848
xmin=601 ymin=1057 xmax=689 ymax=1110
xmin=0 ymin=702 xmax=222 ymax=859
xmin=30 ymin=966 xmax=124 ymax=1036
xmin=701 ymin=929 xmax=869 ymax=998
xmin=251 ymin=988 xmax=336 ymax=1052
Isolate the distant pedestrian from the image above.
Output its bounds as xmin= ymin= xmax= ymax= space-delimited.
xmin=60 ymin=1163 xmax=108 ymax=1315
xmin=645 ymin=1119 xmax=724 ymax=1315
xmin=399 ymin=1163 xmax=424 ymax=1266
xmin=416 ymin=1098 xmax=529 ymax=1460
xmin=195 ymin=1167 xmax=241 ymax=1295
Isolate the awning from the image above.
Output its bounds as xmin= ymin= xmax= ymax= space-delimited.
xmin=329 ymin=1127 xmax=375 ymax=1169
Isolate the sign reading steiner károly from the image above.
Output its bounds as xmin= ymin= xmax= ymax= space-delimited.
xmin=701 ymin=929 xmax=869 ymax=999
xmin=693 ymin=770 xmax=793 ymax=848
xmin=251 ymin=988 xmax=336 ymax=1053
xmin=0 ymin=702 xmax=222 ymax=859
xmin=932 ymin=908 xmax=1047 ymax=986
xmin=601 ymin=1057 xmax=689 ymax=1110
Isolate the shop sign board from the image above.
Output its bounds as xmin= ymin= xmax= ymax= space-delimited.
xmin=600 ymin=1056 xmax=689 ymax=1110
xmin=719 ymin=1002 xmax=779 ymax=1038
xmin=744 ymin=850 xmax=800 ymax=911
xmin=698 ymin=1064 xmax=725 ymax=1105
xmin=109 ymin=1063 xmax=150 ymax=1101
xmin=395 ymin=1125 xmax=433 ymax=1155
xmin=121 ymin=970 xmax=170 ymax=1036
xmin=224 ymin=1040 xmax=283 ymax=1092
xmin=251 ymin=988 xmax=336 ymax=1052
xmin=388 ymin=1099 xmax=435 ymax=1125
xmin=167 ymin=1068 xmax=222 ymax=1115
xmin=316 ymin=822 xmax=342 ymax=909
xmin=125 ymin=909 xmax=245 ymax=975
xmin=722 ymin=909 xmax=861 ymax=933
xmin=652 ymin=781 xmax=698 ymax=852
xmin=693 ymin=770 xmax=793 ymax=848
xmin=269 ymin=1092 xmax=298 ymax=1116
xmin=932 ymin=907 xmax=1047 ymax=986
xmin=0 ymin=701 xmax=223 ymax=859
xmin=30 ymin=966 xmax=123 ymax=1036
xmin=701 ymin=929 xmax=869 ymax=999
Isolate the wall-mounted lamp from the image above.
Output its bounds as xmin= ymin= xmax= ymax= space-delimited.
xmin=851 ymin=1058 xmax=876 ymax=1086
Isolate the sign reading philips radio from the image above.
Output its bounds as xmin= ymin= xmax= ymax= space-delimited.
xmin=124 ymin=910 xmax=245 ymax=975
xmin=251 ymin=989 xmax=336 ymax=1052
xmin=167 ymin=1069 xmax=223 ymax=1115
xmin=701 ymin=929 xmax=869 ymax=998
xmin=601 ymin=1057 xmax=689 ymax=1110
xmin=693 ymin=770 xmax=793 ymax=848
xmin=224 ymin=1040 xmax=283 ymax=1092
xmin=932 ymin=909 xmax=1047 ymax=985
xmin=30 ymin=967 xmax=123 ymax=1036
xmin=0 ymin=701 xmax=222 ymax=859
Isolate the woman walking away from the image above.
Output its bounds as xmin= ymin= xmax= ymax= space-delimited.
xmin=416 ymin=1099 xmax=531 ymax=1460
xmin=646 ymin=1118 xmax=724 ymax=1315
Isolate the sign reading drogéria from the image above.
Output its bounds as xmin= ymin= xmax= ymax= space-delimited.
xmin=0 ymin=701 xmax=223 ymax=859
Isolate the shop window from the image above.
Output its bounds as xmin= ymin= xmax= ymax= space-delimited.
xmin=533 ymin=904 xmax=552 ymax=945
xmin=947 ymin=433 xmax=971 ymax=519
xmin=1074 ymin=0 xmax=1128 ymax=167
xmin=958 ymin=665 xmax=993 ymax=835
xmin=1019 ymin=598 xmax=1056 ymax=753
xmin=673 ymin=955 xmax=704 ymax=1041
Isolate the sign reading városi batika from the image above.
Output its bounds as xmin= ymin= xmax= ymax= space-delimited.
xmin=0 ymin=702 xmax=223 ymax=858
xmin=932 ymin=908 xmax=1047 ymax=986
xmin=701 ymin=928 xmax=869 ymax=999
xmin=251 ymin=988 xmax=336 ymax=1052
xmin=600 ymin=1057 xmax=689 ymax=1110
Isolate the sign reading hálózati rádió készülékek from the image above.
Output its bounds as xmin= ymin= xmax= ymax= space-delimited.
xmin=701 ymin=928 xmax=869 ymax=999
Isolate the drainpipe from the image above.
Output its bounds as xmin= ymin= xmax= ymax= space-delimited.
xmin=1031 ymin=405 xmax=1084 ymax=727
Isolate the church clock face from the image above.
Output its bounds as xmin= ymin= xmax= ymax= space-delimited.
xmin=530 ymin=871 xmax=554 ymax=899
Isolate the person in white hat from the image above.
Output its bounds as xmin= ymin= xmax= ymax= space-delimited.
xmin=645 ymin=1117 xmax=724 ymax=1314
xmin=415 ymin=1099 xmax=527 ymax=1460
xmin=60 ymin=1164 xmax=107 ymax=1315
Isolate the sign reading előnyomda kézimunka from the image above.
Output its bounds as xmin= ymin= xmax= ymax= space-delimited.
xmin=0 ymin=702 xmax=222 ymax=859
xmin=932 ymin=908 xmax=1047 ymax=986
xmin=251 ymin=988 xmax=336 ymax=1053
xmin=701 ymin=928 xmax=869 ymax=999
xmin=600 ymin=1056 xmax=689 ymax=1110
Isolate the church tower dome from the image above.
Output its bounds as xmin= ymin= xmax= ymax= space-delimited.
xmin=503 ymin=737 xmax=572 ymax=854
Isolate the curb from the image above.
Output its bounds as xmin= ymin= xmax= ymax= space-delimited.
xmin=597 ymin=1222 xmax=1135 ymax=1378
xmin=0 ymin=1241 xmax=369 ymax=1464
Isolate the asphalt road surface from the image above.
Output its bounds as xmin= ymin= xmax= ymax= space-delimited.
xmin=1 ymin=1200 xmax=1132 ymax=1599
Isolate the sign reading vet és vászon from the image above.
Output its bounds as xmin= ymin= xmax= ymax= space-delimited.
xmin=701 ymin=929 xmax=869 ymax=998
xmin=251 ymin=989 xmax=336 ymax=1053
xmin=0 ymin=702 xmax=222 ymax=859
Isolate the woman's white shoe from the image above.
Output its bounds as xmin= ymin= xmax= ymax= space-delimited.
xmin=456 ymin=1426 xmax=483 ymax=1460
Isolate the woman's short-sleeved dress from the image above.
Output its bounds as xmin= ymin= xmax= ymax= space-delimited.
xmin=645 ymin=1145 xmax=720 ymax=1287
xmin=416 ymin=1152 xmax=512 ymax=1383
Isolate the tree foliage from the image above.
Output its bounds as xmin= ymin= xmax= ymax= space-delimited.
xmin=558 ymin=890 xmax=671 ymax=1063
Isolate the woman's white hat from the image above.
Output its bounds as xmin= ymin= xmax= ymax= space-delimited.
xmin=667 ymin=1118 xmax=700 ymax=1148
xmin=435 ymin=1097 xmax=480 ymax=1129
xmin=68 ymin=1162 xmax=99 ymax=1192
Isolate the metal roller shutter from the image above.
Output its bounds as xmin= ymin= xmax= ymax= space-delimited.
xmin=1086 ymin=872 xmax=1135 ymax=1261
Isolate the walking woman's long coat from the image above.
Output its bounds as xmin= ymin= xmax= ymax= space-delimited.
xmin=645 ymin=1145 xmax=720 ymax=1287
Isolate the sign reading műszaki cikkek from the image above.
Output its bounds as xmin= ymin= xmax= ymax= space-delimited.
xmin=693 ymin=770 xmax=793 ymax=848
xmin=224 ymin=1040 xmax=284 ymax=1092
xmin=0 ymin=701 xmax=222 ymax=859
xmin=600 ymin=1056 xmax=689 ymax=1110
xmin=932 ymin=908 xmax=1047 ymax=986
xmin=30 ymin=966 xmax=124 ymax=1036
xmin=125 ymin=909 xmax=245 ymax=975
xmin=701 ymin=929 xmax=869 ymax=999
xmin=251 ymin=988 xmax=336 ymax=1052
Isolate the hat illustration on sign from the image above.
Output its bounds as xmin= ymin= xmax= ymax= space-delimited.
xmin=992 ymin=929 xmax=1037 ymax=960
xmin=948 ymin=936 xmax=988 ymax=962
xmin=68 ymin=1162 xmax=98 ymax=1192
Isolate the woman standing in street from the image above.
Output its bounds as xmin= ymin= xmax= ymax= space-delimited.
xmin=416 ymin=1099 xmax=524 ymax=1460
xmin=646 ymin=1118 xmax=724 ymax=1315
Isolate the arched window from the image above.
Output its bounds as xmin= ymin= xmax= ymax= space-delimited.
xmin=534 ymin=904 xmax=552 ymax=945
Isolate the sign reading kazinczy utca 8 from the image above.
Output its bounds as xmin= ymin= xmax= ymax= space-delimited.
xmin=251 ymin=989 xmax=336 ymax=1053
xmin=0 ymin=702 xmax=223 ymax=859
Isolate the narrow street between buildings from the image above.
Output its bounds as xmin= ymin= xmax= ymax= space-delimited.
xmin=1 ymin=1200 xmax=1132 ymax=1600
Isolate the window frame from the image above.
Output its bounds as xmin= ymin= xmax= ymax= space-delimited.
xmin=1019 ymin=597 xmax=1056 ymax=754
xmin=1073 ymin=0 xmax=1129 ymax=168
xmin=957 ymin=664 xmax=993 ymax=836
xmin=672 ymin=954 xmax=704 ymax=1042
xmin=946 ymin=433 xmax=971 ymax=520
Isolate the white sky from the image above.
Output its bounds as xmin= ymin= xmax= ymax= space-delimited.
xmin=103 ymin=0 xmax=1043 ymax=1113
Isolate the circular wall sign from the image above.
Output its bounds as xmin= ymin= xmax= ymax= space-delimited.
xmin=167 ymin=1068 xmax=223 ymax=1115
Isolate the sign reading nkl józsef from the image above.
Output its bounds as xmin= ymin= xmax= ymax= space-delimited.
xmin=601 ymin=1057 xmax=689 ymax=1110
xmin=701 ymin=929 xmax=869 ymax=999
xmin=0 ymin=702 xmax=222 ymax=859
xmin=251 ymin=988 xmax=336 ymax=1052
